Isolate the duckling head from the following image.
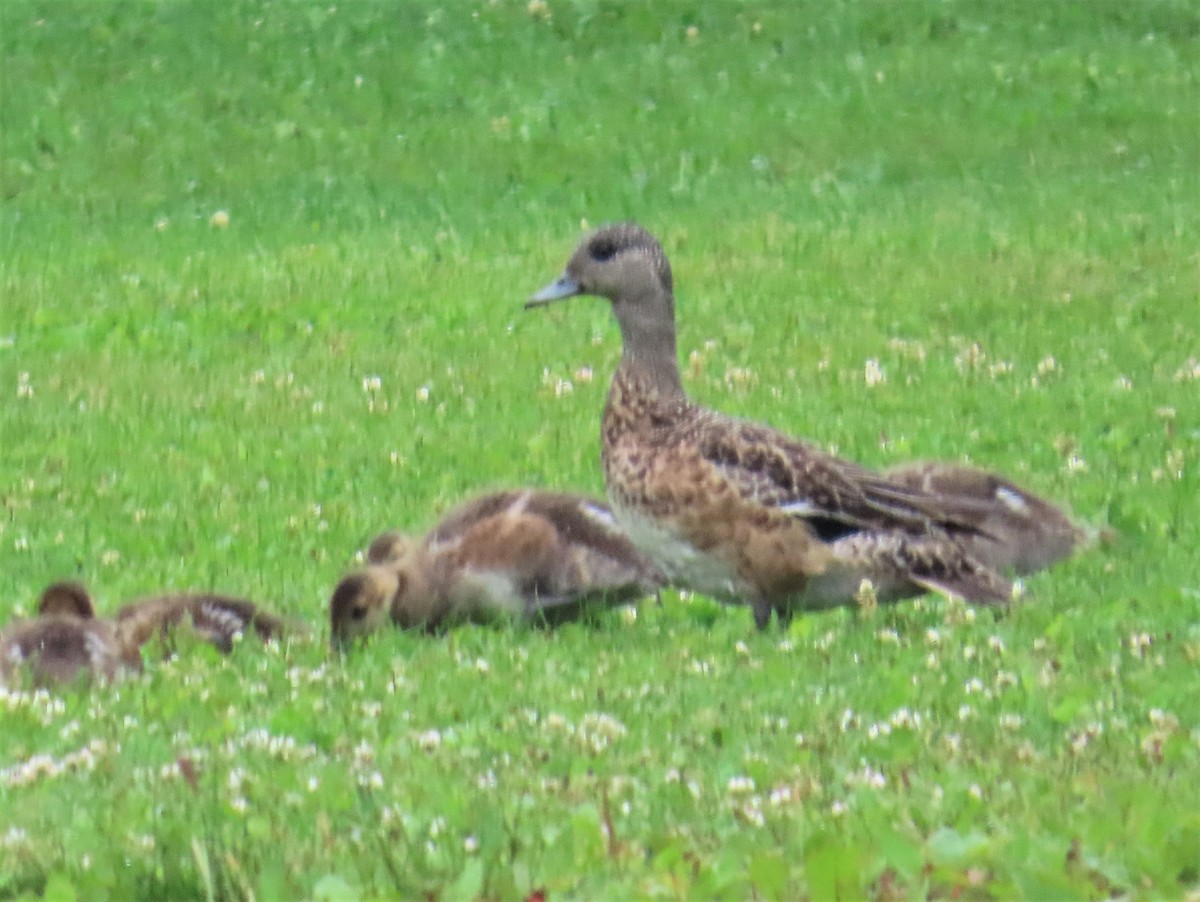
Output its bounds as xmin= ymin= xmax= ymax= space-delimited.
xmin=329 ymin=566 xmax=400 ymax=650
xmin=527 ymin=222 xmax=673 ymax=311
xmin=37 ymin=581 xmax=97 ymax=620
xmin=366 ymin=530 xmax=414 ymax=566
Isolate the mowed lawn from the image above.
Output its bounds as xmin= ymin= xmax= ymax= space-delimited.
xmin=2 ymin=1 xmax=1198 ymax=898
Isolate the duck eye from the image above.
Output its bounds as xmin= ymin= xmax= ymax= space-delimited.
xmin=590 ymin=239 xmax=618 ymax=262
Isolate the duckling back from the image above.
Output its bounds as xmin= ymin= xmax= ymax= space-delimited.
xmin=117 ymin=594 xmax=285 ymax=655
xmin=1 ymin=584 xmax=140 ymax=688
xmin=883 ymin=462 xmax=1087 ymax=575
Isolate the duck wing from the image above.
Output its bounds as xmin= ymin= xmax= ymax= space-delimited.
xmin=689 ymin=409 xmax=990 ymax=541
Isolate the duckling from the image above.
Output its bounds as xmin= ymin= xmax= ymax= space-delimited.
xmin=329 ymin=565 xmax=403 ymax=646
xmin=0 ymin=581 xmax=140 ymax=687
xmin=116 ymin=593 xmax=286 ymax=655
xmin=882 ymin=461 xmax=1089 ymax=575
xmin=330 ymin=489 xmax=664 ymax=646
xmin=527 ymin=223 xmax=1060 ymax=627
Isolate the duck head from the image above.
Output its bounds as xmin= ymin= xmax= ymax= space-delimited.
xmin=527 ymin=222 xmax=673 ymax=310
xmin=38 ymin=581 xmax=97 ymax=619
xmin=366 ymin=530 xmax=415 ymax=566
xmin=329 ymin=566 xmax=400 ymax=650
xmin=528 ymin=223 xmax=682 ymax=393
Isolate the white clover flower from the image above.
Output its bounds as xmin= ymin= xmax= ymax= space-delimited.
xmin=867 ymin=722 xmax=892 ymax=740
xmin=738 ymin=802 xmax=765 ymax=827
xmin=769 ymin=785 xmax=795 ymax=806
xmin=863 ymin=358 xmax=886 ymax=387
xmin=579 ymin=712 xmax=627 ymax=753
xmin=998 ymin=713 xmax=1024 ymax=731
xmin=726 ymin=775 xmax=756 ymax=795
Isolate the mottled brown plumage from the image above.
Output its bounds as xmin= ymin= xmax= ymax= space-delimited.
xmin=883 ymin=462 xmax=1088 ymax=575
xmin=1 ymin=582 xmax=140 ymax=687
xmin=116 ymin=593 xmax=286 ymax=655
xmin=331 ymin=489 xmax=664 ymax=646
xmin=528 ymin=223 xmax=1032 ymax=627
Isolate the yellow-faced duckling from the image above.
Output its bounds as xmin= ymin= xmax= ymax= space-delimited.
xmin=331 ymin=489 xmax=664 ymax=646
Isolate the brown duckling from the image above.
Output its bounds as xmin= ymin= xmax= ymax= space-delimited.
xmin=0 ymin=581 xmax=141 ymax=687
xmin=331 ymin=489 xmax=664 ymax=646
xmin=116 ymin=593 xmax=287 ymax=655
xmin=883 ymin=462 xmax=1090 ymax=576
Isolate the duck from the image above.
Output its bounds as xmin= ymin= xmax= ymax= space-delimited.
xmin=0 ymin=581 xmax=141 ymax=687
xmin=881 ymin=461 xmax=1089 ymax=575
xmin=115 ymin=592 xmax=287 ymax=655
xmin=330 ymin=489 xmax=664 ymax=646
xmin=527 ymin=222 xmax=1038 ymax=628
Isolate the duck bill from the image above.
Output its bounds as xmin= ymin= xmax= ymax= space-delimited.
xmin=525 ymin=274 xmax=581 ymax=309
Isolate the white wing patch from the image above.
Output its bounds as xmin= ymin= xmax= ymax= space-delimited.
xmin=196 ymin=601 xmax=249 ymax=638
xmin=995 ymin=487 xmax=1030 ymax=515
xmin=580 ymin=502 xmax=620 ymax=531
xmin=777 ymin=499 xmax=823 ymax=518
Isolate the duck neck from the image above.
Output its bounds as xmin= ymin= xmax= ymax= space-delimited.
xmin=612 ymin=292 xmax=684 ymax=399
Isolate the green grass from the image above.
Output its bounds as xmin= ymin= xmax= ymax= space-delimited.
xmin=2 ymin=0 xmax=1198 ymax=897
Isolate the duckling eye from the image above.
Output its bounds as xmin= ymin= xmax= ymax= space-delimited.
xmin=351 ymin=606 xmax=367 ymax=621
xmin=590 ymin=239 xmax=618 ymax=262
